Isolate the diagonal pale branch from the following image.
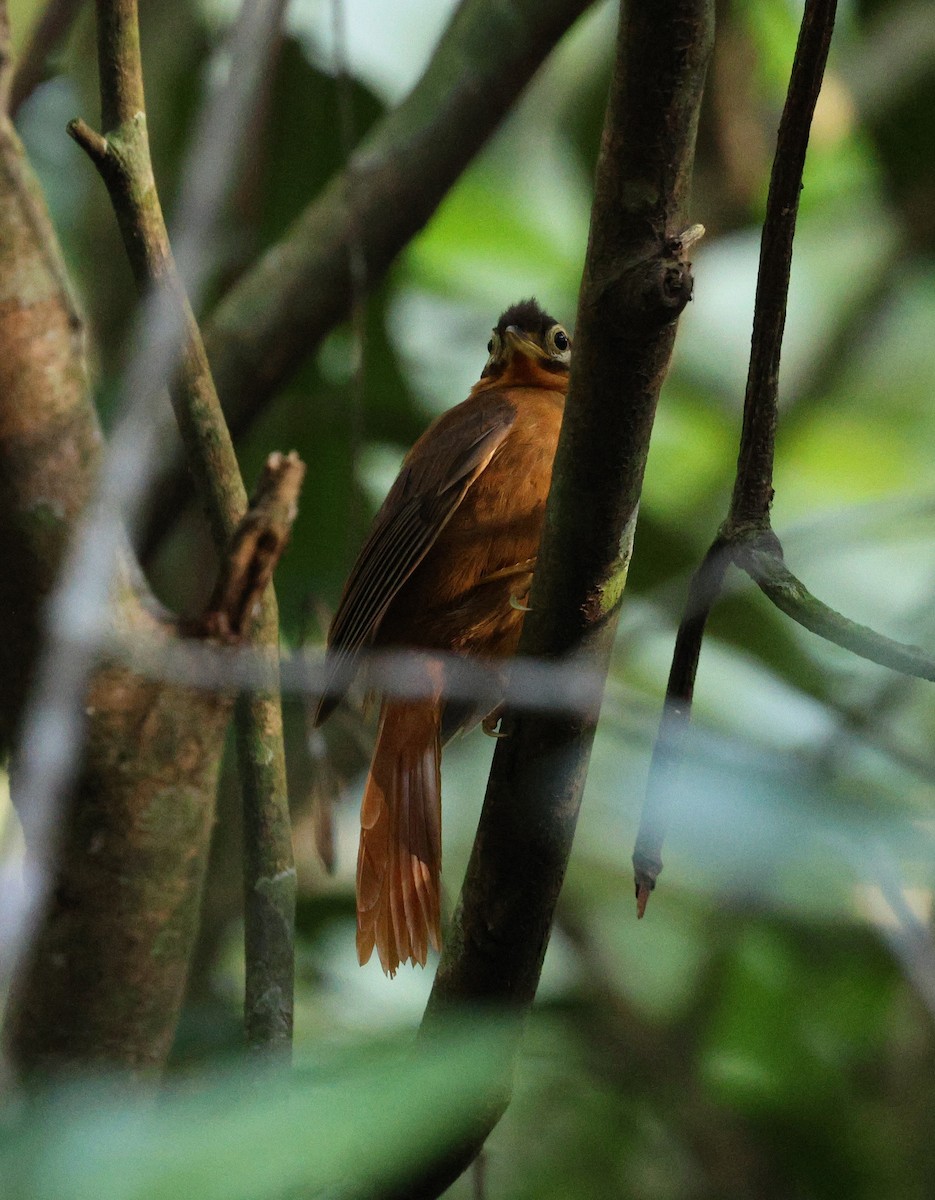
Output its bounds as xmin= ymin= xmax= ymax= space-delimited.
xmin=390 ymin=2 xmax=715 ymax=1195
xmin=69 ymin=0 xmax=298 ymax=1058
xmin=740 ymin=545 xmax=935 ymax=682
xmin=139 ymin=0 xmax=595 ymax=557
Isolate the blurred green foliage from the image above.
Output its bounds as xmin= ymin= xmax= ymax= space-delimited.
xmin=6 ymin=0 xmax=935 ymax=1195
xmin=1 ymin=1022 xmax=515 ymax=1199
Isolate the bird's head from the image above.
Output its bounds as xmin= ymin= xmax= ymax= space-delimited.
xmin=474 ymin=298 xmax=571 ymax=391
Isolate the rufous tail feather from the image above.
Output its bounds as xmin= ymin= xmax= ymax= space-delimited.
xmin=356 ymin=700 xmax=442 ymax=975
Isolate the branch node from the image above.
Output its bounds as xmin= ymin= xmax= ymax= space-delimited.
xmin=668 ymin=222 xmax=706 ymax=255
xmin=204 ymin=451 xmax=307 ymax=643
xmin=662 ymin=260 xmax=694 ymax=309
xmin=605 ymin=242 xmax=697 ymax=330
xmin=66 ymin=117 xmax=111 ymax=172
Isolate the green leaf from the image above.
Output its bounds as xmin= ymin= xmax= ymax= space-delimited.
xmin=3 ymin=1023 xmax=515 ymax=1200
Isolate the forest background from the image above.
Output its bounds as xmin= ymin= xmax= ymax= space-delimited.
xmin=2 ymin=0 xmax=935 ymax=1196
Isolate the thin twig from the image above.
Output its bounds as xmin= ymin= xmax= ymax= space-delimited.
xmin=224 ymin=451 xmax=304 ymax=1058
xmin=728 ymin=0 xmax=839 ymax=531
xmin=634 ymin=0 xmax=839 ymax=913
xmin=633 ymin=538 xmax=733 ymax=911
xmin=70 ymin=0 xmax=298 ymax=1058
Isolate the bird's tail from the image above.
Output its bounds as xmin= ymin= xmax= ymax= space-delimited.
xmin=356 ymin=699 xmax=442 ymax=975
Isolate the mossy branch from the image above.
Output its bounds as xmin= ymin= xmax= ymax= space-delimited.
xmin=0 ymin=51 xmax=229 ymax=1076
xmin=740 ymin=544 xmax=935 ymax=682
xmin=70 ymin=0 xmax=299 ymax=1058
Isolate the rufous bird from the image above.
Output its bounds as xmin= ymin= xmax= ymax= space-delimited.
xmin=315 ymin=299 xmax=571 ymax=975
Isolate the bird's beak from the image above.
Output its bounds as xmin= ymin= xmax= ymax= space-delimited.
xmin=502 ymin=325 xmax=548 ymax=362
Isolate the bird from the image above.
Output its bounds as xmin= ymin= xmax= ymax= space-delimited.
xmin=314 ymin=298 xmax=571 ymax=975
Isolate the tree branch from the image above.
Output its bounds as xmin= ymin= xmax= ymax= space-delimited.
xmin=0 ymin=1 xmax=12 ymax=111
xmin=388 ymin=2 xmax=714 ymax=1194
xmin=139 ymin=0 xmax=595 ymax=558
xmin=66 ymin=105 xmax=248 ymax=547
xmin=9 ymin=0 xmax=85 ymax=118
xmin=0 ymin=0 xmax=300 ymax=1077
xmin=203 ymin=451 xmax=305 ymax=643
xmin=740 ymin=544 xmax=935 ymax=683
xmin=634 ymin=0 xmax=839 ymax=912
xmin=67 ymin=0 xmax=299 ymax=1059
xmin=728 ymin=0 xmax=838 ymax=532
xmin=0 ymin=16 xmax=96 ymax=759
xmin=0 ymin=95 xmax=232 ymax=1075
xmin=632 ymin=537 xmax=732 ymax=913
xmin=208 ymin=450 xmax=305 ymax=1058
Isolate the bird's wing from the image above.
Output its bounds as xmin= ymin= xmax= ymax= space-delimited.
xmin=314 ymin=394 xmax=517 ymax=724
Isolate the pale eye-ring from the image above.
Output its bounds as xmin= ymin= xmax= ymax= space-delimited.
xmin=548 ymin=325 xmax=570 ymax=356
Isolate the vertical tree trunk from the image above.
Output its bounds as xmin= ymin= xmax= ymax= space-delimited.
xmin=0 ymin=89 xmax=231 ymax=1077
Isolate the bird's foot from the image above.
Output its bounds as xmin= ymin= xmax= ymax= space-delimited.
xmin=482 ymin=706 xmax=508 ymax=738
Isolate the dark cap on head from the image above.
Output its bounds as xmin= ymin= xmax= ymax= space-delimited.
xmin=494 ymin=298 xmax=558 ymax=337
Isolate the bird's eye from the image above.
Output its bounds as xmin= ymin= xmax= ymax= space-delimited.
xmin=553 ymin=329 xmax=569 ymax=352
xmin=487 ymin=339 xmax=494 ymax=354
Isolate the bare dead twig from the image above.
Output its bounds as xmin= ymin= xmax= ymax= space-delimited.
xmin=204 ymin=451 xmax=306 ymax=642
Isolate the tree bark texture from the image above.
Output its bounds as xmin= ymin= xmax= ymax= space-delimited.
xmin=0 ymin=91 xmax=231 ymax=1077
xmin=0 ymin=107 xmax=97 ymax=753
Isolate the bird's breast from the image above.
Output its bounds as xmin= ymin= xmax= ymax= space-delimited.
xmin=379 ymin=387 xmax=565 ymax=656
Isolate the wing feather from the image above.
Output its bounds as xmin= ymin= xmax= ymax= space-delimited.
xmin=315 ymin=395 xmax=516 ymax=724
